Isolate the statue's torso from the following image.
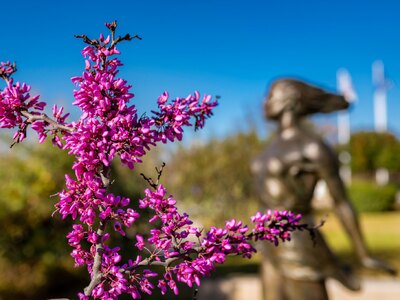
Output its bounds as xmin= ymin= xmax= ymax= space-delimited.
xmin=252 ymin=127 xmax=348 ymax=282
xmin=252 ymin=128 xmax=331 ymax=214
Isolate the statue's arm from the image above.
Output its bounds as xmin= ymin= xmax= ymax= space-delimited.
xmin=317 ymin=147 xmax=396 ymax=275
xmin=318 ymin=155 xmax=367 ymax=258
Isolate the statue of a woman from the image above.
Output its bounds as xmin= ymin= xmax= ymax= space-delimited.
xmin=251 ymin=79 xmax=395 ymax=300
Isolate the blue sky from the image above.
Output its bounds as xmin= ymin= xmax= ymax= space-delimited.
xmin=2 ymin=0 xmax=400 ymax=141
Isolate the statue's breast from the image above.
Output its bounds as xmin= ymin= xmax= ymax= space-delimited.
xmin=251 ymin=138 xmax=320 ymax=211
xmin=263 ymin=137 xmax=322 ymax=175
xmin=265 ymin=157 xmax=284 ymax=175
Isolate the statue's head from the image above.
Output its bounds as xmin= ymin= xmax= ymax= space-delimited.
xmin=264 ymin=79 xmax=349 ymax=120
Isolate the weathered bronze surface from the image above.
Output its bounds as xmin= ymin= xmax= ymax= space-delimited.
xmin=252 ymin=79 xmax=396 ymax=300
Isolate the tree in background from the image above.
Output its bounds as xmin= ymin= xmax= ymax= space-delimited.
xmin=0 ymin=137 xmax=154 ymax=299
xmin=164 ymin=130 xmax=266 ymax=227
xmin=0 ymin=138 xmax=79 ymax=298
xmin=334 ymin=131 xmax=400 ymax=213
xmin=350 ymin=131 xmax=400 ymax=173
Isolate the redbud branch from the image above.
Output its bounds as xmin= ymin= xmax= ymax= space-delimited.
xmin=99 ymin=167 xmax=111 ymax=188
xmin=120 ymin=220 xmax=323 ymax=278
xmin=110 ymin=22 xmax=116 ymax=44
xmin=140 ymin=173 xmax=157 ymax=189
xmin=140 ymin=162 xmax=166 ymax=189
xmin=84 ymin=167 xmax=111 ymax=296
xmin=306 ymin=217 xmax=326 ymax=246
xmin=110 ymin=33 xmax=142 ymax=49
xmin=20 ymin=110 xmax=74 ymax=133
xmin=155 ymin=162 xmax=166 ymax=185
xmin=193 ymin=288 xmax=199 ymax=300
xmin=75 ymin=21 xmax=141 ymax=51
xmin=84 ymin=219 xmax=107 ymax=296
xmin=120 ymin=246 xmax=203 ymax=274
xmin=74 ymin=34 xmax=100 ymax=47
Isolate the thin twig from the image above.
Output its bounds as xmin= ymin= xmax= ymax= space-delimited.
xmin=120 ymin=246 xmax=203 ymax=274
xmin=307 ymin=216 xmax=327 ymax=246
xmin=110 ymin=33 xmax=142 ymax=49
xmin=193 ymin=288 xmax=199 ymax=300
xmin=76 ymin=20 xmax=141 ymax=50
xmin=20 ymin=110 xmax=74 ymax=133
xmin=140 ymin=162 xmax=166 ymax=189
xmin=74 ymin=34 xmax=100 ymax=47
xmin=99 ymin=167 xmax=111 ymax=188
xmin=155 ymin=162 xmax=166 ymax=185
xmin=140 ymin=173 xmax=158 ymax=189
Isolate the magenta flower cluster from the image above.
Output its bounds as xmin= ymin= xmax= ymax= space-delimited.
xmin=0 ymin=61 xmax=46 ymax=142
xmin=0 ymin=22 xmax=305 ymax=299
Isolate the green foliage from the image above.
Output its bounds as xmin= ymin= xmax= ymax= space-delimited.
xmin=348 ymin=180 xmax=397 ymax=213
xmin=164 ymin=130 xmax=266 ymax=227
xmin=0 ymin=137 xmax=79 ymax=299
xmin=350 ymin=131 xmax=400 ymax=173
xmin=0 ymin=136 xmax=155 ymax=299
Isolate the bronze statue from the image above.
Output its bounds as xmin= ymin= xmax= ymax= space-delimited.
xmin=251 ymin=79 xmax=396 ymax=300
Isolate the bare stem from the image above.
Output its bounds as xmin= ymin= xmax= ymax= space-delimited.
xmin=84 ymin=167 xmax=112 ymax=296
xmin=74 ymin=34 xmax=100 ymax=47
xmin=140 ymin=162 xmax=166 ymax=189
xmin=120 ymin=246 xmax=203 ymax=275
xmin=193 ymin=288 xmax=199 ymax=300
xmin=99 ymin=167 xmax=111 ymax=188
xmin=76 ymin=20 xmax=141 ymax=50
xmin=20 ymin=110 xmax=74 ymax=133
xmin=110 ymin=33 xmax=142 ymax=49
xmin=84 ymin=220 xmax=107 ymax=296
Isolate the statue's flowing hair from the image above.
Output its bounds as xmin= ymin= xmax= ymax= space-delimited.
xmin=264 ymin=79 xmax=349 ymax=120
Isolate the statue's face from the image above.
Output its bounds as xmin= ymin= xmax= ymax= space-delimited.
xmin=264 ymin=83 xmax=300 ymax=120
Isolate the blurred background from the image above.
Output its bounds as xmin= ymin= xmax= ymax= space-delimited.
xmin=1 ymin=0 xmax=400 ymax=299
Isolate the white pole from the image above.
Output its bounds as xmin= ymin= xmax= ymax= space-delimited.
xmin=337 ymin=69 xmax=357 ymax=184
xmin=372 ymin=60 xmax=389 ymax=185
xmin=373 ymin=60 xmax=387 ymax=132
xmin=337 ymin=111 xmax=350 ymax=145
xmin=337 ymin=69 xmax=357 ymax=144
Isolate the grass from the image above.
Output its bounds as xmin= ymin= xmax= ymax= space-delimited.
xmin=319 ymin=211 xmax=400 ymax=277
xmin=320 ymin=211 xmax=400 ymax=251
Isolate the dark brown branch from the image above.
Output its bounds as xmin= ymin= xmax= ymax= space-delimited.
xmin=155 ymin=162 xmax=166 ymax=184
xmin=120 ymin=246 xmax=203 ymax=275
xmin=76 ymin=21 xmax=141 ymax=51
xmin=110 ymin=33 xmax=142 ymax=49
xmin=193 ymin=288 xmax=199 ymax=300
xmin=20 ymin=110 xmax=74 ymax=133
xmin=99 ymin=167 xmax=111 ymax=188
xmin=307 ymin=216 xmax=326 ymax=246
xmin=140 ymin=172 xmax=157 ymax=189
xmin=74 ymin=34 xmax=100 ymax=47
xmin=140 ymin=162 xmax=166 ymax=189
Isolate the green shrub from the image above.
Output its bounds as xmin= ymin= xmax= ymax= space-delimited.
xmin=348 ymin=180 xmax=397 ymax=213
